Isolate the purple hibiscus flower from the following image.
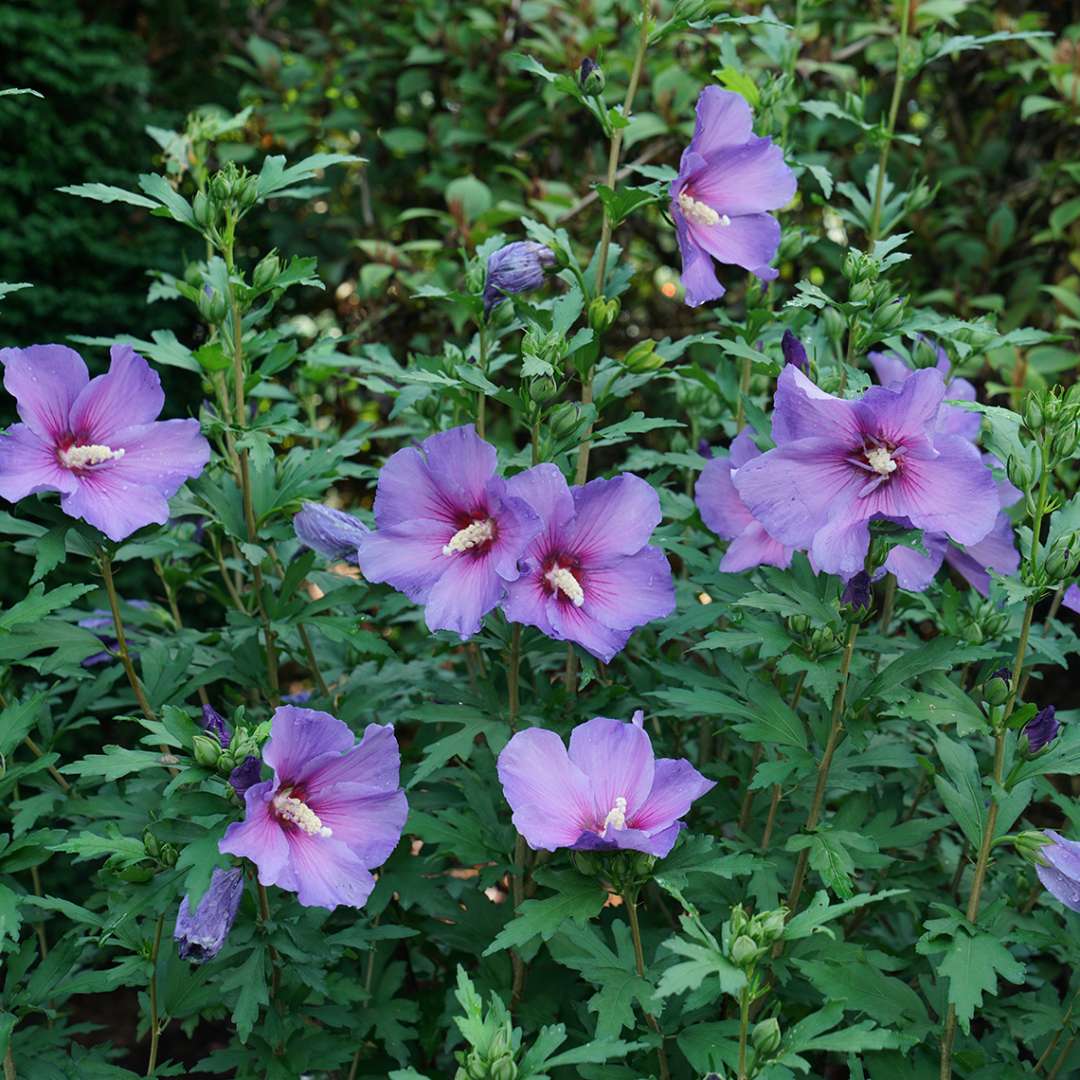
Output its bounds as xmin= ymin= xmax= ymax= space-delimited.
xmin=356 ymin=425 xmax=540 ymax=639
xmin=497 ymin=711 xmax=714 ymax=857
xmin=670 ymin=86 xmax=796 ymax=307
xmin=483 ymin=241 xmax=556 ymax=315
xmin=0 ymin=344 xmax=210 ymax=542
xmin=869 ymin=343 xmax=982 ymax=442
xmin=1036 ymin=830 xmax=1080 ymax=912
xmin=1062 ymin=584 xmax=1080 ymax=614
xmin=219 ymin=706 xmax=407 ymax=911
xmin=695 ymin=429 xmax=794 ymax=573
xmin=733 ymin=365 xmax=999 ymax=577
xmin=294 ymin=502 xmax=368 ymax=563
xmin=174 ymin=867 xmax=244 ymax=964
xmin=501 ymin=465 xmax=675 ymax=663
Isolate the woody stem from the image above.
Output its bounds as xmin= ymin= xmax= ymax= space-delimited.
xmin=99 ymin=551 xmax=156 ymax=722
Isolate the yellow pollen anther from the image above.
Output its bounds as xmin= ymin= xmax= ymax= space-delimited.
xmin=600 ymin=797 xmax=628 ymax=837
xmin=545 ymin=564 xmax=584 ymax=607
xmin=443 ymin=518 xmax=494 ymax=555
xmin=273 ymin=789 xmax=332 ymax=837
xmin=678 ymin=192 xmax=730 ymax=228
xmin=865 ymin=446 xmax=897 ymax=476
xmin=58 ymin=443 xmax=125 ymax=470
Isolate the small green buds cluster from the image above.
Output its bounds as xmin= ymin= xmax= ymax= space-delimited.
xmin=1012 ymin=830 xmax=1052 ymax=866
xmin=521 ymin=329 xmax=565 ymax=374
xmin=726 ymin=904 xmax=786 ymax=969
xmin=572 ymin=849 xmax=657 ymax=893
xmin=454 ymin=1018 xmax=518 ymax=1080
xmin=1045 ymin=530 xmax=1080 ymax=583
xmin=548 ymin=401 xmax=584 ymax=440
xmin=587 ymin=295 xmax=620 ymax=334
xmin=1021 ymin=386 xmax=1080 ymax=469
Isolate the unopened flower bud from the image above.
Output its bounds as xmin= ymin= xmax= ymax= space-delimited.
xmin=841 ymin=249 xmax=860 ymax=280
xmin=983 ymin=669 xmax=1011 ymax=707
xmin=729 ymin=904 xmax=750 ymax=936
xmin=841 ymin=571 xmax=872 ymax=613
xmin=529 ymin=375 xmax=558 ymax=404
xmin=579 ymin=57 xmax=605 ymax=96
xmin=252 ymin=252 xmax=282 ymax=290
xmin=159 ymin=843 xmax=178 ymax=868
xmin=730 ymin=934 xmax=759 ymax=967
xmin=875 ymin=297 xmax=905 ymax=332
xmin=781 ymin=330 xmax=808 ymax=373
xmin=756 ymin=909 xmax=787 ymax=943
xmin=622 ymin=338 xmax=663 ymax=373
xmin=192 ymin=734 xmax=221 ymax=769
xmin=1023 ymin=705 xmax=1060 ymax=754
xmin=174 ymin=867 xmax=244 ymax=964
xmin=588 ymin=296 xmax=620 ymax=333
xmin=490 ymin=1055 xmax=517 ymax=1080
xmin=849 ymin=280 xmax=874 ymax=305
xmin=193 ymin=190 xmax=214 ymax=229
xmin=143 ymin=829 xmax=161 ymax=859
xmin=549 ymin=402 xmax=582 ymax=439
xmin=787 ymin=613 xmax=810 ymax=634
xmin=822 ymin=306 xmax=846 ymax=343
xmin=201 ymin=703 xmax=230 ymax=747
xmin=294 ymin=502 xmax=368 ymax=563
xmin=1024 ymin=393 xmax=1045 ymax=432
xmin=751 ymin=1017 xmax=782 ymax=1055
xmin=237 ymin=174 xmax=260 ymax=210
xmin=483 ymin=241 xmax=556 ymax=315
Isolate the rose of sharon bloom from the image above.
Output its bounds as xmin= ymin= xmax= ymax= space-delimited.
xmin=733 ymin=366 xmax=999 ymax=577
xmin=356 ymin=425 xmax=540 ymax=639
xmin=1062 ymin=583 xmax=1080 ymax=615
xmin=219 ymin=706 xmax=407 ymax=910
xmin=0 ymin=344 xmax=210 ymax=541
xmin=174 ymin=867 xmax=244 ymax=964
xmin=1036 ymin=830 xmax=1080 ymax=912
xmin=671 ymin=86 xmax=796 ymax=307
xmin=497 ymin=712 xmax=714 ymax=857
xmin=502 ymin=465 xmax=675 ymax=663
xmin=695 ymin=429 xmax=793 ymax=573
xmin=294 ymin=502 xmax=368 ymax=563
xmin=483 ymin=241 xmax=556 ymax=315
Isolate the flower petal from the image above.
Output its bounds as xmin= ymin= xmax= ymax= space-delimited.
xmin=263 ymin=706 xmax=355 ymax=783
xmin=420 ymin=424 xmax=497 ymax=516
xmin=809 ymin=514 xmax=872 ymax=578
xmin=505 ymin=463 xmax=575 ymax=553
xmin=884 ymin=536 xmax=947 ymax=592
xmin=687 ymin=137 xmax=796 ymax=217
xmin=502 ymin=569 xmax=557 ymax=636
xmin=67 ymin=346 xmax=165 ymax=443
xmin=300 ymin=722 xmax=401 ymax=795
xmin=497 ymin=728 xmax=594 ymax=851
xmin=566 ymin=474 xmax=661 ymax=564
xmin=630 ymin=758 xmax=715 ymax=833
xmin=310 ymin=788 xmax=407 ymax=868
xmin=0 ymin=423 xmax=79 ymax=502
xmin=284 ymin=830 xmax=377 ymax=910
xmin=689 ymin=212 xmax=781 ymax=279
xmin=485 ymin=485 xmax=541 ymax=582
xmin=580 ymin=546 xmax=675 ymax=632
xmin=720 ymin=521 xmax=793 ymax=573
xmin=547 ymin=597 xmax=631 ymax=663
xmin=59 ymin=469 xmax=171 ymax=542
xmin=109 ymin=419 xmax=210 ymax=494
xmin=770 ymin=365 xmax=861 ymax=445
xmin=422 ymin=547 xmax=506 ymax=638
xmin=728 ymin=429 xmax=762 ymax=469
xmin=943 ymin=512 xmax=1019 ymax=595
xmin=574 ymin=821 xmax=684 ymax=858
xmin=862 ymin=368 xmax=948 ymax=447
xmin=0 ymin=344 xmax=88 ymax=442
xmin=686 ymin=86 xmax=754 ymax=159
xmin=568 ymin=716 xmax=655 ymax=822
xmin=674 ymin=213 xmax=726 ymax=308
xmin=868 ymin=350 xmax=912 ymax=388
xmin=356 ymin=520 xmax=452 ymax=601
xmin=696 ymin=456 xmax=755 ymax=540
xmin=218 ymin=780 xmax=290 ymax=884
xmin=372 ymin=446 xmax=456 ymax=529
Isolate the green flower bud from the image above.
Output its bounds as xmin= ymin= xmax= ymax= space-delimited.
xmin=1013 ymin=829 xmax=1053 ymax=866
xmin=549 ymin=402 xmax=582 ymax=439
xmin=237 ymin=174 xmax=260 ymax=211
xmin=730 ymin=934 xmax=759 ymax=967
xmin=159 ymin=843 xmax=178 ymax=868
xmin=786 ymin=614 xmax=810 ymax=635
xmin=252 ymin=252 xmax=282 ymax=290
xmin=755 ymin=908 xmax=787 ymax=944
xmin=849 ymin=280 xmax=874 ymax=305
xmin=874 ymin=299 xmax=905 ymax=332
xmin=579 ymin=57 xmax=605 ymax=97
xmin=193 ymin=189 xmax=215 ymax=229
xmin=465 ymin=262 xmax=486 ymax=295
xmin=588 ymin=296 xmax=620 ymax=334
xmin=529 ymin=376 xmax=558 ymax=404
xmin=490 ymin=1055 xmax=517 ymax=1080
xmin=218 ymin=751 xmax=237 ymax=773
xmin=197 ymin=287 xmax=228 ymax=326
xmin=822 ymin=306 xmax=846 ymax=343
xmin=872 ymin=280 xmax=893 ymax=306
xmin=192 ymin=734 xmax=221 ymax=769
xmin=622 ymin=338 xmax=663 ymax=374
xmin=841 ymin=249 xmax=860 ymax=280
xmin=572 ymin=850 xmax=601 ymax=877
xmin=982 ymin=673 xmax=1011 ymax=707
xmin=729 ymin=904 xmax=750 ymax=936
xmin=142 ymin=829 xmax=161 ymax=859
xmin=751 ymin=1017 xmax=782 ymax=1055
xmin=465 ymin=1050 xmax=486 ymax=1080
xmin=1051 ymin=422 xmax=1080 ymax=465
xmin=1023 ymin=393 xmax=1044 ymax=432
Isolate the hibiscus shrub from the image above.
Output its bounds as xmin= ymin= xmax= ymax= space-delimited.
xmin=2 ymin=4 xmax=1080 ymax=1080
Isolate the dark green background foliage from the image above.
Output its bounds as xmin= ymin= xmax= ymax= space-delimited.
xmin=2 ymin=1 xmax=1080 ymax=1079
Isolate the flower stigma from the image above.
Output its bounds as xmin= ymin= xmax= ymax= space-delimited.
xmin=58 ymin=443 xmax=126 ymax=470
xmin=865 ymin=446 xmax=897 ymax=476
xmin=545 ymin=563 xmax=585 ymax=607
xmin=678 ymin=192 xmax=730 ymax=228
xmin=442 ymin=518 xmax=495 ymax=555
xmin=600 ymin=797 xmax=628 ymax=837
xmin=273 ymin=788 xmax=332 ymax=837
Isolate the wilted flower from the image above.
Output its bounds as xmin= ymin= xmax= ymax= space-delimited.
xmin=294 ymin=502 xmax=368 ymax=563
xmin=201 ymin=703 xmax=230 ymax=747
xmin=1036 ymin=830 xmax=1080 ymax=911
xmin=482 ymin=241 xmax=556 ymax=315
xmin=502 ymin=466 xmax=675 ymax=662
xmin=497 ymin=711 xmax=714 ymax=857
xmin=219 ymin=705 xmax=407 ymax=910
xmin=0 ymin=344 xmax=210 ymax=541
xmin=670 ymin=87 xmax=796 ymax=307
xmin=357 ymin=425 xmax=540 ymax=638
xmin=781 ymin=330 xmax=808 ymax=373
xmin=733 ymin=366 xmax=999 ymax=577
xmin=174 ymin=867 xmax=244 ymax=964
xmin=695 ymin=429 xmax=794 ymax=573
xmin=1024 ymin=705 xmax=1060 ymax=753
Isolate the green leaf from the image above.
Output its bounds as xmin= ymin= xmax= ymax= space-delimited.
xmin=934 ymin=733 xmax=985 ymax=848
xmin=797 ymin=957 xmax=928 ymax=1025
xmin=61 ymin=746 xmax=171 ymax=783
xmin=595 ymin=184 xmax=662 ymax=226
xmin=29 ymin=524 xmax=70 ymax=584
xmin=223 ymin=948 xmax=268 ymax=1042
xmin=482 ymin=869 xmax=606 ymax=955
xmin=0 ymin=693 xmax=44 ymax=757
xmin=784 ymin=889 xmax=908 ymax=941
xmin=936 ymin=927 xmax=1025 ymax=1034
xmin=257 ymin=153 xmax=362 ymax=198
xmin=0 ymin=885 xmax=21 ymax=944
xmin=57 ymin=182 xmax=158 ymax=209
xmin=0 ymin=583 xmax=96 ymax=632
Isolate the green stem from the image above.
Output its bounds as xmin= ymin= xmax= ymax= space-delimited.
xmin=477 ymin=322 xmax=489 ymax=440
xmin=867 ymin=0 xmax=912 ymax=244
xmin=742 ymin=672 xmax=806 ymax=835
xmin=99 ymin=552 xmax=157 ymax=722
xmin=1048 ymin=1034 xmax=1078 ymax=1080
xmin=145 ymin=914 xmax=164 ymax=1077
xmin=879 ymin=573 xmax=897 ymax=635
xmin=257 ymin=882 xmax=281 ymax=999
xmin=297 ymin=622 xmax=332 ymax=701
xmin=737 ymin=986 xmax=751 ymax=1079
xmin=785 ymin=622 xmax=859 ymax=914
xmin=735 ymin=355 xmax=752 ymax=432
xmin=22 ymin=736 xmax=70 ymax=792
xmin=506 ymin=622 xmax=528 ymax=1004
xmin=573 ymin=0 xmax=651 ymax=488
xmin=623 ymin=891 xmax=671 ymax=1080
xmin=3 ymin=1044 xmax=14 ymax=1080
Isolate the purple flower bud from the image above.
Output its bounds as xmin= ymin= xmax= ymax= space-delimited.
xmin=174 ymin=867 xmax=244 ymax=964
xmin=282 ymin=689 xmax=313 ymax=705
xmin=990 ymin=667 xmax=1012 ymax=682
xmin=781 ymin=330 xmax=808 ymax=373
xmin=482 ymin=241 xmax=556 ymax=315
xmin=841 ymin=571 xmax=872 ymax=611
xmin=293 ymin=502 xmax=368 ymax=564
xmin=229 ymin=755 xmax=261 ymax=796
xmin=200 ymin=704 xmax=230 ymax=748
xmin=1024 ymin=705 xmax=1060 ymax=753
xmin=698 ymin=439 xmax=713 ymax=460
